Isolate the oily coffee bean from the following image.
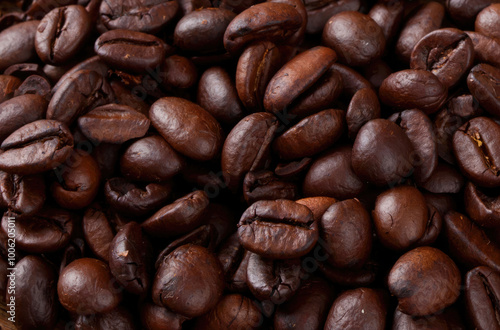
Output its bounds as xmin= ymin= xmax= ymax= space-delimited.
xmin=346 ymin=88 xmax=381 ymax=140
xmin=75 ymin=306 xmax=136 ymax=330
xmin=35 ymin=5 xmax=91 ymax=65
xmin=352 ymin=119 xmax=414 ymax=186
xmin=0 ymin=20 xmax=40 ymax=72
xmin=95 ymin=29 xmax=167 ymax=74
xmin=361 ymin=59 xmax=392 ymax=90
xmin=319 ymin=260 xmax=378 ymax=287
xmin=466 ymin=31 xmax=500 ymax=69
xmin=304 ymin=0 xmax=360 ymax=35
xmin=417 ymin=162 xmax=464 ymax=194
xmin=59 ymin=238 xmax=85 ymax=274
xmin=274 ymin=157 xmax=312 ymax=179
xmin=392 ymin=306 xmax=465 ymax=330
xmin=58 ymin=258 xmax=122 ymax=315
xmin=324 ymin=288 xmax=387 ymax=330
xmin=269 ymin=0 xmax=307 ymax=46
xmin=150 ymin=97 xmax=223 ymax=162
xmin=296 ymin=196 xmax=337 ymax=222
xmin=331 ymin=63 xmax=371 ymax=98
xmin=140 ymin=302 xmax=186 ymax=330
xmin=14 ymin=74 xmax=52 ymax=100
xmin=410 ymin=28 xmax=474 ymax=88
xmin=464 ymin=181 xmax=500 ymax=228
xmin=368 ymin=0 xmax=404 ymax=42
xmin=452 ymin=116 xmax=500 ymax=187
xmin=3 ymin=63 xmax=46 ymax=81
xmin=388 ymin=246 xmax=461 ymax=316
xmin=0 ymin=119 xmax=74 ymax=175
xmin=467 ymin=63 xmax=500 ymax=118
xmin=51 ymin=55 xmax=109 ymax=93
xmin=447 ymin=0 xmax=494 ymax=26
xmin=152 ymin=244 xmax=224 ymax=318
xmin=142 ymin=190 xmax=209 ymax=238
xmin=243 ymin=170 xmax=298 ymax=205
xmin=0 ymin=75 xmax=21 ymax=103
xmin=238 ymin=199 xmax=318 ymax=259
xmin=0 ymin=172 xmax=45 ymax=216
xmin=82 ymin=203 xmax=115 ymax=261
xmin=217 ymin=232 xmax=250 ymax=292
xmin=77 ymin=103 xmax=150 ymax=144
xmin=476 ymin=4 xmax=500 ymax=40
xmin=160 ymin=55 xmax=198 ymax=91
xmin=322 ymin=11 xmax=385 ymax=67
xmin=465 ymin=266 xmax=500 ymax=330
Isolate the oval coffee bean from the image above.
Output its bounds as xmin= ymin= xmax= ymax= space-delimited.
xmin=0 ymin=119 xmax=74 ymax=175
xmin=346 ymin=87 xmax=380 ymax=140
xmin=392 ymin=306 xmax=465 ymax=330
xmin=465 ymin=266 xmax=500 ymax=330
xmin=0 ymin=20 xmax=40 ymax=72
xmin=304 ymin=0 xmax=360 ymax=35
xmin=238 ymin=199 xmax=318 ymax=259
xmin=464 ymin=181 xmax=500 ymax=228
xmin=296 ymin=196 xmax=337 ymax=222
xmin=466 ymin=31 xmax=500 ymax=69
xmin=417 ymin=162 xmax=464 ymax=194
xmin=140 ymin=302 xmax=186 ymax=330
xmin=0 ymin=94 xmax=47 ymax=143
xmin=14 ymin=74 xmax=52 ymax=100
xmin=58 ymin=258 xmax=122 ymax=314
xmin=388 ymin=246 xmax=461 ymax=316
xmin=150 ymin=97 xmax=223 ymax=162
xmin=243 ymin=170 xmax=298 ymax=205
xmin=467 ymin=63 xmax=500 ymax=118
xmin=217 ymin=233 xmax=249 ymax=292
xmin=476 ymin=4 xmax=500 ymax=40
xmin=0 ymin=172 xmax=45 ymax=217
xmin=83 ymin=204 xmax=115 ymax=261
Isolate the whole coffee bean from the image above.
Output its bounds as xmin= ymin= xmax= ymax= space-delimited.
xmin=368 ymin=0 xmax=404 ymax=42
xmin=467 ymin=63 xmax=500 ymax=118
xmin=140 ymin=302 xmax=186 ymax=330
xmin=319 ymin=260 xmax=378 ymax=287
xmin=150 ymin=97 xmax=223 ymax=162
xmin=322 ymin=11 xmax=385 ymax=66
xmin=388 ymin=109 xmax=438 ymax=183
xmin=14 ymin=75 xmax=52 ymax=100
xmin=447 ymin=0 xmax=494 ymax=26
xmin=238 ymin=199 xmax=318 ymax=259
xmin=83 ymin=203 xmax=115 ymax=261
xmin=0 ymin=75 xmax=21 ymax=103
xmin=197 ymin=66 xmax=244 ymax=126
xmin=35 ymin=5 xmax=91 ymax=65
xmin=75 ymin=306 xmax=136 ymax=330
xmin=195 ymin=294 xmax=263 ymax=330
xmin=78 ymin=104 xmax=150 ymax=144
xmin=275 ymin=157 xmax=312 ymax=179
xmin=321 ymin=198 xmax=371 ymax=269
xmin=0 ymin=94 xmax=47 ymax=143
xmin=3 ymin=62 xmax=46 ymax=80
xmin=217 ymin=232 xmax=249 ymax=292
xmin=379 ymin=69 xmax=447 ymax=114
xmin=161 ymin=55 xmax=198 ymax=91
xmin=174 ymin=8 xmax=235 ymax=54
xmin=52 ymin=55 xmax=109 ymax=93
xmin=466 ymin=31 xmax=500 ymax=68
xmin=100 ymin=0 xmax=178 ymax=33
xmin=388 ymin=246 xmax=461 ymax=316
xmin=395 ymin=2 xmax=445 ymax=62
xmin=373 ymin=186 xmax=429 ymax=251
xmin=142 ymin=190 xmax=209 ymax=238
xmin=352 ymin=119 xmax=414 ymax=186
xmin=273 ymin=109 xmax=345 ymax=160
xmin=392 ymin=306 xmax=465 ymax=330
xmin=361 ymin=59 xmax=392 ymax=90
xmin=465 ymin=266 xmax=500 ymax=330
xmin=424 ymin=192 xmax=457 ymax=218
xmin=120 ymin=135 xmax=184 ymax=182
xmin=222 ymin=112 xmax=279 ymax=192
xmin=246 ymin=252 xmax=302 ymax=304
xmin=411 ymin=28 xmax=474 ymax=88
xmin=324 ymin=288 xmax=387 ymax=330
xmin=0 ymin=172 xmax=45 ymax=216
xmin=58 ymin=258 xmax=122 ymax=314
xmin=452 ymin=116 xmax=500 ymax=187
xmin=346 ymin=88 xmax=380 ymax=139
xmin=95 ymin=29 xmax=167 ymax=74
xmin=304 ymin=0 xmax=360 ymax=35
xmin=152 ymin=244 xmax=224 ymax=318
xmin=223 ymin=2 xmax=303 ymax=54
xmin=59 ymin=238 xmax=85 ymax=274
xmin=418 ymin=162 xmax=464 ymax=194
xmin=47 ymin=69 xmax=114 ymax=125
xmin=303 ymin=145 xmax=365 ymax=200
xmin=7 ymin=256 xmax=58 ymax=329
xmin=243 ymin=170 xmax=298 ymax=205
xmin=444 ymin=211 xmax=500 ymax=273
xmin=0 ymin=20 xmax=40 ymax=71
xmin=0 ymin=119 xmax=74 ymax=175
xmin=296 ymin=196 xmax=337 ymax=222
xmin=331 ymin=63 xmax=371 ymax=98
xmin=465 ymin=181 xmax=500 ymax=228
xmin=264 ymin=46 xmax=337 ymax=114
xmin=476 ymin=4 xmax=500 ymax=40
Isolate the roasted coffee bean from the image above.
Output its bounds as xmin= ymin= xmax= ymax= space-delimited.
xmin=243 ymin=170 xmax=298 ymax=205
xmin=296 ymin=196 xmax=337 ymax=222
xmin=75 ymin=306 xmax=136 ymax=330
xmin=447 ymin=0 xmax=494 ymax=26
xmin=0 ymin=75 xmax=21 ymax=103
xmin=161 ymin=55 xmax=198 ymax=91
xmin=361 ymin=59 xmax=392 ymax=90
xmin=14 ymin=74 xmax=52 ymax=100
xmin=465 ymin=181 xmax=500 ymax=228
xmin=0 ymin=20 xmax=40 ymax=71
xmin=452 ymin=116 xmax=500 ymax=187
xmin=467 ymin=63 xmax=500 ymax=118
xmin=95 ymin=29 xmax=167 ymax=74
xmin=142 ymin=190 xmax=209 ymax=238
xmin=322 ymin=11 xmax=385 ymax=66
xmin=388 ymin=246 xmax=461 ymax=316
xmin=3 ymin=62 xmax=46 ymax=80
xmin=58 ymin=258 xmax=122 ymax=314
xmin=465 ymin=266 xmax=500 ymax=330
xmin=100 ymin=0 xmax=178 ymax=33
xmin=82 ymin=203 xmax=115 ymax=261
xmin=0 ymin=172 xmax=45 ymax=216
xmin=368 ymin=0 xmax=404 ymax=42
xmin=150 ymin=97 xmax=223 ymax=162
xmin=35 ymin=5 xmax=91 ymax=65
xmin=417 ymin=162 xmax=464 ymax=194
xmin=466 ymin=31 xmax=500 ymax=68
xmin=7 ymin=256 xmax=58 ymax=329
xmin=140 ymin=302 xmax=186 ymax=330
xmin=331 ymin=63 xmax=371 ymax=98
xmin=246 ymin=252 xmax=302 ymax=304
xmin=392 ymin=306 xmax=465 ymax=330
xmin=51 ymin=55 xmax=109 ymax=93
xmin=0 ymin=94 xmax=47 ymax=143
xmin=0 ymin=119 xmax=73 ymax=175
xmin=304 ymin=0 xmax=360 ymax=35
xmin=152 ymin=244 xmax=224 ymax=318
xmin=59 ymin=238 xmax=85 ymax=274
xmin=411 ymin=28 xmax=474 ymax=88
xmin=238 ymin=199 xmax=318 ymax=259
xmin=476 ymin=4 xmax=500 ymax=40
xmin=202 ymin=204 xmax=236 ymax=247
xmin=78 ymin=104 xmax=150 ymax=144
xmin=319 ymin=260 xmax=378 ymax=287
xmin=346 ymin=88 xmax=380 ymax=139
xmin=217 ymin=232 xmax=250 ymax=292
xmin=352 ymin=119 xmax=414 ymax=186
xmin=275 ymin=157 xmax=312 ymax=179
xmin=324 ymin=288 xmax=387 ymax=330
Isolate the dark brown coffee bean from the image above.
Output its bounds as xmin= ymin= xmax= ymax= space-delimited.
xmin=324 ymin=288 xmax=387 ymax=330
xmin=411 ymin=28 xmax=474 ymax=88
xmin=296 ymin=196 xmax=337 ymax=222
xmin=465 ymin=266 xmax=500 ymax=330
xmin=361 ymin=59 xmax=392 ymax=91
xmin=418 ymin=162 xmax=464 ymax=194
xmin=78 ymin=104 xmax=150 ymax=144
xmin=368 ymin=0 xmax=404 ymax=42
xmin=0 ymin=119 xmax=73 ymax=175
xmin=223 ymin=2 xmax=303 ymax=54
xmin=352 ymin=119 xmax=414 ymax=186
xmin=392 ymin=306 xmax=465 ymax=330
xmin=120 ymin=135 xmax=184 ymax=182
xmin=13 ymin=75 xmax=51 ymax=100
xmin=243 ymin=170 xmax=297 ymax=205
xmin=238 ymin=199 xmax=318 ymax=259
xmin=0 ymin=94 xmax=47 ymax=143
xmin=395 ymin=2 xmax=445 ymax=63
xmin=140 ymin=302 xmax=186 ymax=330
xmin=322 ymin=11 xmax=385 ymax=66
xmin=58 ymin=258 xmax=122 ymax=314
xmin=476 ymin=4 xmax=500 ymax=40
xmin=152 ymin=244 xmax=224 ymax=318
xmin=275 ymin=157 xmax=312 ymax=179
xmin=142 ymin=190 xmax=209 ymax=238
xmin=75 ymin=306 xmax=136 ymax=330
xmin=465 ymin=181 xmax=500 ymax=228
xmin=466 ymin=31 xmax=500 ymax=68
xmin=0 ymin=172 xmax=45 ymax=217
xmin=467 ymin=63 xmax=500 ymax=118
xmin=331 ymin=63 xmax=371 ymax=98
xmin=379 ymin=69 xmax=448 ymax=115
xmin=161 ymin=55 xmax=198 ymax=91
xmin=319 ymin=260 xmax=378 ymax=287
xmin=424 ymin=192 xmax=457 ymax=218
xmin=150 ymin=97 xmax=223 ymax=162
xmin=0 ymin=75 xmax=21 ymax=103
xmin=0 ymin=20 xmax=40 ymax=72
xmin=388 ymin=246 xmax=461 ymax=316
xmin=447 ymin=0 xmax=494 ymax=26
xmin=83 ymin=203 xmax=115 ymax=261
xmin=217 ymin=232 xmax=249 ymax=292
xmin=452 ymin=116 xmax=500 ymax=187
xmin=346 ymin=88 xmax=380 ymax=140
xmin=35 ymin=5 xmax=91 ymax=65
xmin=52 ymin=55 xmax=109 ymax=93
xmin=304 ymin=0 xmax=360 ymax=35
